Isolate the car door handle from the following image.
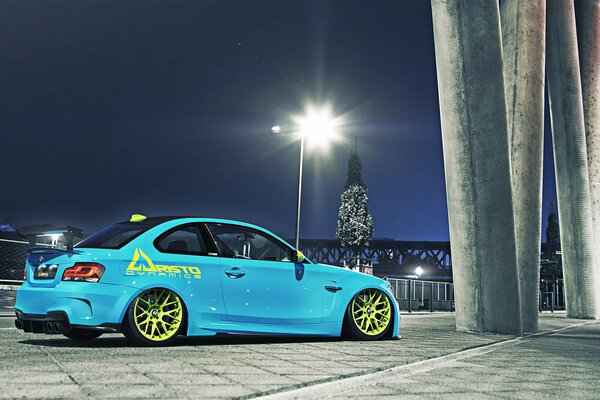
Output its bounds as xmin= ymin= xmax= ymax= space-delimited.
xmin=225 ymin=267 xmax=246 ymax=279
xmin=325 ymin=286 xmax=342 ymax=292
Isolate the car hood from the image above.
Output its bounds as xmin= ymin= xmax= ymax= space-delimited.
xmin=315 ymin=262 xmax=386 ymax=281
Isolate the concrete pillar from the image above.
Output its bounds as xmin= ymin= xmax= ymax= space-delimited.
xmin=500 ymin=0 xmax=546 ymax=333
xmin=547 ymin=0 xmax=599 ymax=319
xmin=431 ymin=0 xmax=523 ymax=335
xmin=576 ymin=0 xmax=600 ymax=319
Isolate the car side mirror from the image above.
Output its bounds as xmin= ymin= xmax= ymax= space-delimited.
xmin=292 ymin=250 xmax=305 ymax=263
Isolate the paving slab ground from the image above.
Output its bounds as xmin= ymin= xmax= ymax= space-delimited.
xmin=264 ymin=317 xmax=600 ymax=400
xmin=0 ymin=288 xmax=597 ymax=399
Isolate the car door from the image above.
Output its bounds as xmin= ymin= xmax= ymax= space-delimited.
xmin=150 ymin=223 xmax=225 ymax=329
xmin=205 ymin=223 xmax=324 ymax=325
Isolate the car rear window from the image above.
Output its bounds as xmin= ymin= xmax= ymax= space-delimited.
xmin=75 ymin=222 xmax=152 ymax=249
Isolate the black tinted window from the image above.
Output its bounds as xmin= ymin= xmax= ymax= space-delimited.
xmin=156 ymin=226 xmax=207 ymax=255
xmin=206 ymin=224 xmax=292 ymax=262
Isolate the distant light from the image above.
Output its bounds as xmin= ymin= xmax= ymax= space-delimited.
xmin=415 ymin=266 xmax=424 ymax=277
xmin=38 ymin=233 xmax=61 ymax=242
xmin=271 ymin=125 xmax=282 ymax=134
xmin=292 ymin=103 xmax=343 ymax=150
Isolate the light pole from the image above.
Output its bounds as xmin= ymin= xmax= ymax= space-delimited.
xmin=276 ymin=103 xmax=342 ymax=249
xmin=295 ymin=135 xmax=305 ymax=249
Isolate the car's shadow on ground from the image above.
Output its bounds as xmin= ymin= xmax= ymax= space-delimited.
xmin=19 ymin=333 xmax=345 ymax=348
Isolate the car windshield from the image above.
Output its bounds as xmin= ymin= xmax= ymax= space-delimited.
xmin=75 ymin=222 xmax=151 ymax=249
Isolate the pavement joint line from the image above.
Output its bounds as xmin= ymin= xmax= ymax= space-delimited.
xmin=35 ymin=339 xmax=83 ymax=390
xmin=102 ymin=347 xmax=185 ymax=399
xmin=253 ymin=320 xmax=600 ymax=400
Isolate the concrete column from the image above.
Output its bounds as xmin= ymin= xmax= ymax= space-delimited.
xmin=547 ymin=0 xmax=599 ymax=319
xmin=500 ymin=0 xmax=546 ymax=333
xmin=431 ymin=0 xmax=523 ymax=335
xmin=576 ymin=0 xmax=600 ymax=319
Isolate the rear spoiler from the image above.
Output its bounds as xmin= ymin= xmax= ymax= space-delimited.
xmin=18 ymin=226 xmax=84 ymax=251
xmin=27 ymin=248 xmax=81 ymax=266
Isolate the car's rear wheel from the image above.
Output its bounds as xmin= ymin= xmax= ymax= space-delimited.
xmin=63 ymin=329 xmax=103 ymax=340
xmin=345 ymin=288 xmax=392 ymax=340
xmin=122 ymin=288 xmax=185 ymax=346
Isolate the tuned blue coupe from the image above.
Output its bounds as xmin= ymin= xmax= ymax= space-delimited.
xmin=15 ymin=215 xmax=400 ymax=345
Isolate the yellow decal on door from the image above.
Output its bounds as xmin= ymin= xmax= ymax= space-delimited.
xmin=125 ymin=248 xmax=202 ymax=279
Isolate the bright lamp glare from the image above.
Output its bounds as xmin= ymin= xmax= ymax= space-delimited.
xmin=293 ymin=104 xmax=343 ymax=150
xmin=415 ymin=266 xmax=424 ymax=277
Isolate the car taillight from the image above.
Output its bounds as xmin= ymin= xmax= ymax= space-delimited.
xmin=23 ymin=266 xmax=27 ymax=280
xmin=62 ymin=263 xmax=105 ymax=283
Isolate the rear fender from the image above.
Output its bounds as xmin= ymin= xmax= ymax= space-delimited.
xmin=118 ymin=283 xmax=188 ymax=330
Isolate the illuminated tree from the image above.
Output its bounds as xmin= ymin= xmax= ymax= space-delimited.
xmin=336 ymin=147 xmax=374 ymax=252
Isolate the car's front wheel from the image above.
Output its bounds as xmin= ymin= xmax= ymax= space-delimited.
xmin=63 ymin=329 xmax=103 ymax=340
xmin=345 ymin=288 xmax=392 ymax=340
xmin=122 ymin=288 xmax=185 ymax=346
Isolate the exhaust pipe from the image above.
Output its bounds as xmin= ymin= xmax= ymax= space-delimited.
xmin=43 ymin=321 xmax=63 ymax=334
xmin=14 ymin=319 xmax=22 ymax=330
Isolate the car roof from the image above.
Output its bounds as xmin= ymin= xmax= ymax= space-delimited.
xmin=125 ymin=216 xmax=286 ymax=242
xmin=121 ymin=216 xmax=264 ymax=228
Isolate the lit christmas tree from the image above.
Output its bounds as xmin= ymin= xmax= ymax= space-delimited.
xmin=336 ymin=144 xmax=374 ymax=253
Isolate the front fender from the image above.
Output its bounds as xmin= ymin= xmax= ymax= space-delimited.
xmin=330 ymin=280 xmax=400 ymax=338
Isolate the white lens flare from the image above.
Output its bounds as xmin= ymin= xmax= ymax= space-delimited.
xmin=292 ymin=103 xmax=343 ymax=150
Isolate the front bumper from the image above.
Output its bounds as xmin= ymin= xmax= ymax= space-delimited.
xmin=15 ymin=281 xmax=140 ymax=332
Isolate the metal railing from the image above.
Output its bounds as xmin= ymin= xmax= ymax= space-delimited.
xmin=387 ymin=278 xmax=454 ymax=312
xmin=0 ymin=237 xmax=569 ymax=313
xmin=0 ymin=238 xmax=29 ymax=283
xmin=387 ymin=277 xmax=566 ymax=313
xmin=539 ymin=279 xmax=565 ymax=311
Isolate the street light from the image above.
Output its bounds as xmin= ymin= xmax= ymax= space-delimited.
xmin=415 ymin=266 xmax=424 ymax=278
xmin=289 ymin=103 xmax=342 ymax=249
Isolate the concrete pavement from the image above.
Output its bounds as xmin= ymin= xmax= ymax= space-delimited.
xmin=0 ymin=285 xmax=17 ymax=316
xmin=265 ymin=317 xmax=600 ymax=399
xmin=0 ymin=310 xmax=597 ymax=399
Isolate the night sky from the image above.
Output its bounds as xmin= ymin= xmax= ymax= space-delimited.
xmin=1 ymin=1 xmax=557 ymax=242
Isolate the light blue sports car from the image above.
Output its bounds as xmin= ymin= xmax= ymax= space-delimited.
xmin=15 ymin=215 xmax=400 ymax=345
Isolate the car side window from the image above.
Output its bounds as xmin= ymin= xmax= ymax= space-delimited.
xmin=155 ymin=225 xmax=208 ymax=255
xmin=205 ymin=223 xmax=293 ymax=262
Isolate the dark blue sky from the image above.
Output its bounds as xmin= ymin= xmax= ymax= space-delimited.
xmin=1 ymin=1 xmax=557 ymax=241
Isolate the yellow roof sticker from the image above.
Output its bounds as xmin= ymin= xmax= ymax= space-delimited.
xmin=130 ymin=214 xmax=147 ymax=223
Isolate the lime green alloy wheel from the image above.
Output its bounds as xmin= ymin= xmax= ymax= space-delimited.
xmin=348 ymin=288 xmax=392 ymax=339
xmin=124 ymin=288 xmax=184 ymax=345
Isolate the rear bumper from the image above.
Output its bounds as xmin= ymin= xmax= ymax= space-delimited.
xmin=15 ymin=281 xmax=140 ymax=331
xmin=14 ymin=310 xmax=121 ymax=334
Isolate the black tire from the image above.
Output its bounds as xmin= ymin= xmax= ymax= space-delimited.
xmin=344 ymin=288 xmax=393 ymax=341
xmin=122 ymin=288 xmax=185 ymax=346
xmin=63 ymin=329 xmax=103 ymax=340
